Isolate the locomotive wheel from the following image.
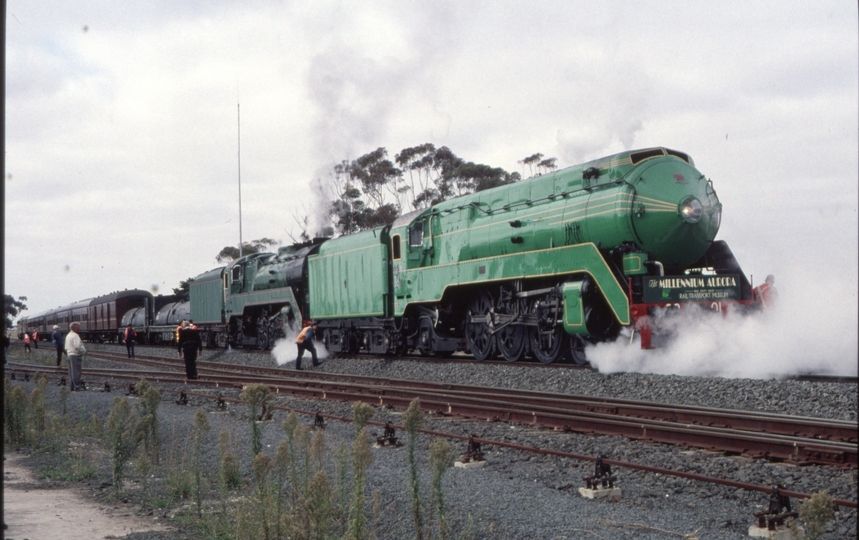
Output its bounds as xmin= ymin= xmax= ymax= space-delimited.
xmin=228 ymin=317 xmax=243 ymax=348
xmin=257 ymin=327 xmax=270 ymax=351
xmin=418 ymin=323 xmax=433 ymax=356
xmin=393 ymin=334 xmax=407 ymax=356
xmin=566 ymin=335 xmax=588 ymax=365
xmin=345 ymin=332 xmax=360 ymax=355
xmin=466 ymin=292 xmax=496 ymax=361
xmin=497 ymin=325 xmax=528 ymax=362
xmin=270 ymin=315 xmax=285 ymax=342
xmin=529 ymin=325 xmax=565 ymax=364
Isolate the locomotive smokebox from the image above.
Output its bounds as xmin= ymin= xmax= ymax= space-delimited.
xmin=628 ymin=158 xmax=721 ymax=271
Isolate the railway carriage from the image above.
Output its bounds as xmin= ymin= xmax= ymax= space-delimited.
xmin=18 ymin=290 xmax=154 ymax=343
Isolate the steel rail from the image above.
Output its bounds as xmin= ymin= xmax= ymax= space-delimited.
xmin=84 ymin=352 xmax=859 ymax=443
xmin=9 ymin=361 xmax=856 ymax=468
xmin=80 ymin=355 xmax=859 ymax=431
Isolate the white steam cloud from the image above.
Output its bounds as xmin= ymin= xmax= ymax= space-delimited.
xmin=271 ymin=324 xmax=329 ymax=367
xmin=588 ymin=272 xmax=858 ymax=378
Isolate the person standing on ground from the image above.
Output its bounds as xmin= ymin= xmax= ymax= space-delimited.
xmin=124 ymin=325 xmax=137 ymax=358
xmin=51 ymin=325 xmax=64 ymax=367
xmin=753 ymin=274 xmax=779 ymax=309
xmin=294 ymin=321 xmax=319 ymax=370
xmin=33 ymin=330 xmax=39 ymax=349
xmin=64 ymin=322 xmax=86 ymax=391
xmin=23 ymin=332 xmax=31 ymax=353
xmin=177 ymin=320 xmax=202 ymax=379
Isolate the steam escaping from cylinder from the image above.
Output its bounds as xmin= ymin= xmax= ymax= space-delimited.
xmin=586 ymin=271 xmax=858 ymax=378
xmin=271 ymin=326 xmax=329 ymax=367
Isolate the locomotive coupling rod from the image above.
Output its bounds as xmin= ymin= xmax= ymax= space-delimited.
xmin=516 ymin=287 xmax=557 ymax=298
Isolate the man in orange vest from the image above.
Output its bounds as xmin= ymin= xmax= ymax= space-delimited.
xmin=753 ymin=274 xmax=778 ymax=309
xmin=33 ymin=330 xmax=39 ymax=349
xmin=23 ymin=332 xmax=31 ymax=353
xmin=175 ymin=320 xmax=197 ymax=342
xmin=294 ymin=322 xmax=319 ymax=370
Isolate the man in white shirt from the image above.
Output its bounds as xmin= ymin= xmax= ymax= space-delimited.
xmin=64 ymin=322 xmax=87 ymax=391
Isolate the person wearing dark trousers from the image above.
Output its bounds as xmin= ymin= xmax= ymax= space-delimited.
xmin=177 ymin=321 xmax=203 ymax=379
xmin=51 ymin=325 xmax=64 ymax=367
xmin=124 ymin=325 xmax=137 ymax=358
xmin=64 ymin=322 xmax=86 ymax=391
xmin=294 ymin=322 xmax=319 ymax=370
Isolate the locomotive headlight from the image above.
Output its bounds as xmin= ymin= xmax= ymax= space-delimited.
xmin=680 ymin=197 xmax=703 ymax=223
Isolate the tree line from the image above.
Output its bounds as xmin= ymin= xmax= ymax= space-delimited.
xmin=5 ymin=146 xmax=557 ymax=324
xmin=217 ymin=144 xmax=557 ymax=262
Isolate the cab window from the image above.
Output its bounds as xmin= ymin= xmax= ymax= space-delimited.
xmin=409 ymin=222 xmax=424 ymax=247
xmin=392 ymin=234 xmax=402 ymax=260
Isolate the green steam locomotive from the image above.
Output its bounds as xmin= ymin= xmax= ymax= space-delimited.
xmin=190 ymin=146 xmax=753 ymax=363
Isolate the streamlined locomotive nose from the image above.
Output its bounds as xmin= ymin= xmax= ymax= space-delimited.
xmin=629 ymin=159 xmax=721 ymax=271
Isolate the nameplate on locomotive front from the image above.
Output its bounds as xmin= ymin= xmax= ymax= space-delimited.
xmin=643 ymin=274 xmax=741 ymax=303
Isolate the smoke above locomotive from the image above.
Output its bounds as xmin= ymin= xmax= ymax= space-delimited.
xmin=177 ymin=146 xmax=751 ymax=365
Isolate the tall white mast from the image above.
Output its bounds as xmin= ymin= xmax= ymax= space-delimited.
xmin=237 ymin=102 xmax=244 ymax=258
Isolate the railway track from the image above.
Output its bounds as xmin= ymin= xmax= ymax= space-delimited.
xmin=17 ymin=340 xmax=859 ymax=383
xmin=10 ymin=352 xmax=857 ymax=469
xmin=7 ymin=357 xmax=857 ymax=512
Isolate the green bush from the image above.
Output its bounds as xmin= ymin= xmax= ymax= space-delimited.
xmin=105 ymin=397 xmax=139 ymax=495
xmin=241 ymin=384 xmax=272 ymax=457
xmin=193 ymin=408 xmax=210 ymax=517
xmin=798 ymin=491 xmax=835 ymax=540
xmin=429 ymin=438 xmax=454 ymax=540
xmin=403 ymin=398 xmax=425 ymax=540
xmin=352 ymin=401 xmax=375 ymax=434
xmin=6 ymin=384 xmax=29 ymax=445
xmin=136 ymin=379 xmax=162 ymax=465
xmin=219 ymin=429 xmax=241 ymax=491
xmin=58 ymin=385 xmax=70 ymax=416
xmin=346 ymin=427 xmax=374 ymax=540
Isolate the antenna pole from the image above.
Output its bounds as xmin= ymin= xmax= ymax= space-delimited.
xmin=237 ymin=102 xmax=243 ymax=258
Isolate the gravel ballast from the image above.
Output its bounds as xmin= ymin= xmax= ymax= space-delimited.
xmin=5 ymin=344 xmax=857 ymax=540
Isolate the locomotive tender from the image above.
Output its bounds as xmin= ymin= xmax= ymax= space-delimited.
xmin=188 ymin=146 xmax=753 ymax=363
xmin=18 ymin=147 xmax=754 ymax=364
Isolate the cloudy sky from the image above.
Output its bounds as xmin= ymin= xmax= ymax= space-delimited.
xmin=5 ymin=1 xmax=857 ymax=375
